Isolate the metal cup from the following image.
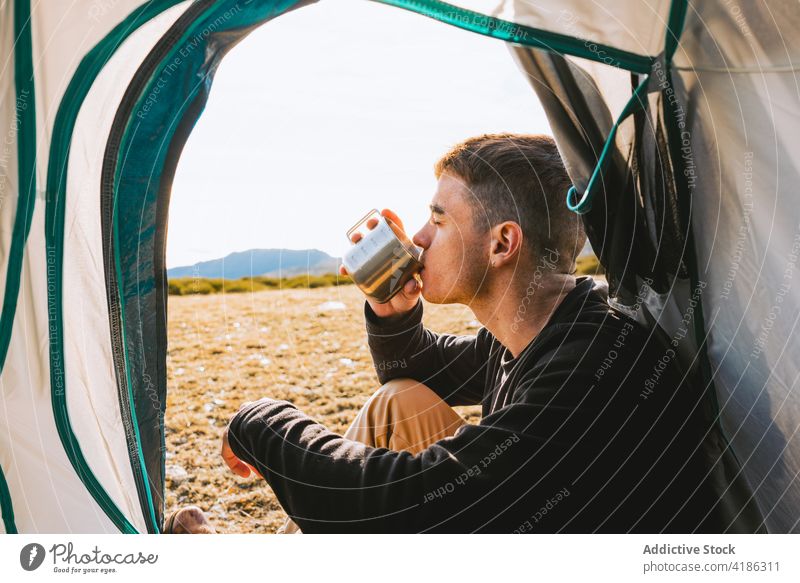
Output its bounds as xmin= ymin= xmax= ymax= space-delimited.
xmin=342 ymin=209 xmax=424 ymax=303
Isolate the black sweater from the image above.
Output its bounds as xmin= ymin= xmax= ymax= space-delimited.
xmin=228 ymin=276 xmax=718 ymax=532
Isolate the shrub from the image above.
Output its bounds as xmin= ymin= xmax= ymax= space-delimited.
xmin=168 ymin=273 xmax=354 ymax=295
xmin=575 ymin=254 xmax=605 ymax=275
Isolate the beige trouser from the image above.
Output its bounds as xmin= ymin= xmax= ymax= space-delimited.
xmin=277 ymin=377 xmax=468 ymax=534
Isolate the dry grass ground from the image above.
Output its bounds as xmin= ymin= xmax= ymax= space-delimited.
xmin=165 ymin=285 xmax=483 ymax=533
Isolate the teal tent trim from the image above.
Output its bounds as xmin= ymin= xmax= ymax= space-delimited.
xmin=0 ymin=0 xmax=38 ymax=536
xmin=44 ymin=0 xmax=189 ymax=535
xmin=664 ymin=0 xmax=688 ymax=62
xmin=0 ymin=0 xmax=36 ymax=374
xmin=561 ymin=0 xmax=689 ymax=218
xmin=0 ymin=467 xmax=14 ymax=533
xmin=566 ymin=75 xmax=650 ymax=214
xmin=374 ymin=0 xmax=654 ymax=74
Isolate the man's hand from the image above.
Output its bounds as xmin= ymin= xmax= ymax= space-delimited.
xmin=339 ymin=208 xmax=422 ymax=319
xmin=222 ymin=406 xmax=263 ymax=478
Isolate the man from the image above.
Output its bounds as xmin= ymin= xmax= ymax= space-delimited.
xmin=219 ymin=133 xmax=718 ymax=533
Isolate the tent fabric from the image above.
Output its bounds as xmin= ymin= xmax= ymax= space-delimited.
xmin=1 ymin=0 xmax=194 ymax=534
xmin=0 ymin=0 xmax=798 ymax=533
xmin=672 ymin=2 xmax=800 ymax=534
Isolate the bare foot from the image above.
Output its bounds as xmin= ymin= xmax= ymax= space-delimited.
xmin=163 ymin=506 xmax=218 ymax=534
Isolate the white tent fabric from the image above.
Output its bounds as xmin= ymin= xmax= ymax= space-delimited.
xmin=1 ymin=0 xmax=194 ymax=533
xmin=1 ymin=0 xmax=797 ymax=533
xmin=0 ymin=10 xmax=17 ymax=303
xmin=673 ymin=2 xmax=800 ymax=533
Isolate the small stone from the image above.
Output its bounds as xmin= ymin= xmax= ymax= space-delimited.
xmin=166 ymin=465 xmax=188 ymax=485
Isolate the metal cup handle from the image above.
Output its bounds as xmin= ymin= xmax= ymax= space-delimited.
xmin=345 ymin=208 xmax=381 ymax=243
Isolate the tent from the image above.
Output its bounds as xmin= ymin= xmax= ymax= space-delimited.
xmin=0 ymin=0 xmax=797 ymax=533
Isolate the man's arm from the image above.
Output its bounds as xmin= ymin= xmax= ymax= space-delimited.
xmin=226 ymin=396 xmax=533 ymax=533
xmin=364 ymin=299 xmax=493 ymax=407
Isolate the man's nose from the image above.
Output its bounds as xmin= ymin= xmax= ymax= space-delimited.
xmin=412 ymin=226 xmax=429 ymax=249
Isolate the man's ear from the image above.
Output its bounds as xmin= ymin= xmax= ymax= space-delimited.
xmin=489 ymin=221 xmax=524 ymax=266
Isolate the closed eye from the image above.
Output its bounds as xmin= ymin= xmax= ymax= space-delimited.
xmin=428 ymin=203 xmax=446 ymax=225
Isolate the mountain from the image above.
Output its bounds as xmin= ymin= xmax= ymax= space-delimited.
xmin=167 ymin=249 xmax=340 ymax=279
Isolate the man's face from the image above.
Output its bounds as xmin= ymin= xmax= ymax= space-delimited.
xmin=411 ymin=173 xmax=488 ymax=305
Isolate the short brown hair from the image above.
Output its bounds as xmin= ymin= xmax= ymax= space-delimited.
xmin=434 ymin=133 xmax=586 ymax=272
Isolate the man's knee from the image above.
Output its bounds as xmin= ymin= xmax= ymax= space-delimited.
xmin=365 ymin=378 xmax=463 ymax=429
xmin=368 ymin=378 xmax=435 ymax=412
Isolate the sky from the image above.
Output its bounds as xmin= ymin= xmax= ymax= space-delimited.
xmin=166 ymin=0 xmax=552 ymax=268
